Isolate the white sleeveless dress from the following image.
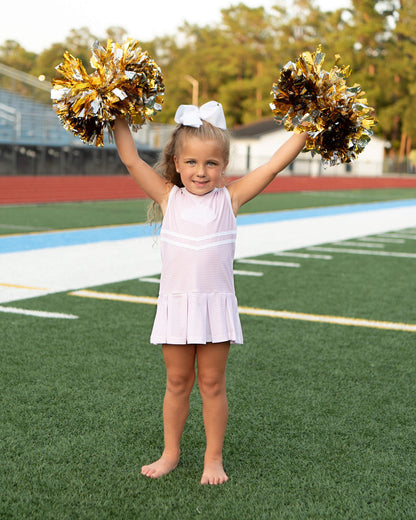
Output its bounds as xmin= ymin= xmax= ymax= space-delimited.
xmin=150 ymin=185 xmax=243 ymax=345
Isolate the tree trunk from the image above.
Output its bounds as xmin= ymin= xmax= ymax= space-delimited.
xmin=399 ymin=132 xmax=407 ymax=161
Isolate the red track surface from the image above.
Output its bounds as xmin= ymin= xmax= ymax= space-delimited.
xmin=1 ymin=175 xmax=416 ymax=204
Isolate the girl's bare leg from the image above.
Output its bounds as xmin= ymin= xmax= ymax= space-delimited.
xmin=196 ymin=342 xmax=230 ymax=485
xmin=141 ymin=344 xmax=196 ymax=479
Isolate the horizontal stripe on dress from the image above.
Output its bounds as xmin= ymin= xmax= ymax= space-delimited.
xmin=161 ymin=229 xmax=237 ymax=242
xmin=161 ymin=237 xmax=236 ymax=251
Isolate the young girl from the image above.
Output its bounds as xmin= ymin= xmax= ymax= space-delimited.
xmin=113 ymin=101 xmax=307 ymax=485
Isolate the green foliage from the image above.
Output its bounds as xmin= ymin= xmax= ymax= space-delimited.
xmin=0 ymin=40 xmax=38 ymax=96
xmin=0 ymin=1 xmax=415 ymax=154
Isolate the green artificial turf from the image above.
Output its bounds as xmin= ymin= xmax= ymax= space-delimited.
xmin=234 ymin=239 xmax=416 ymax=324
xmin=0 ymin=199 xmax=152 ymax=236
xmin=240 ymin=187 xmax=416 ymax=215
xmin=1 ymin=283 xmax=415 ymax=519
xmin=1 ymin=192 xmax=416 ymax=519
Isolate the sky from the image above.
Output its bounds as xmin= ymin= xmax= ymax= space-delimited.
xmin=2 ymin=0 xmax=351 ymax=54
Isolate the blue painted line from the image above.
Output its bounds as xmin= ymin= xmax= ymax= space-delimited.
xmin=236 ymin=198 xmax=416 ymax=226
xmin=1 ymin=198 xmax=415 ymax=254
xmin=0 ymin=223 xmax=155 ymax=254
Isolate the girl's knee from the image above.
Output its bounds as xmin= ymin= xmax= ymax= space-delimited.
xmin=197 ymin=373 xmax=226 ymax=400
xmin=166 ymin=371 xmax=195 ymax=396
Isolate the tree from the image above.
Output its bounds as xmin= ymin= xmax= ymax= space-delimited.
xmin=0 ymin=1 xmax=413 ymax=161
xmin=343 ymin=0 xmax=415 ymax=157
xmin=0 ymin=40 xmax=37 ymax=95
xmin=36 ymin=43 xmax=67 ymax=80
xmin=158 ymin=4 xmax=280 ymax=126
xmin=105 ymin=26 xmax=128 ymax=44
xmin=217 ymin=4 xmax=279 ymax=124
xmin=0 ymin=40 xmax=36 ymax=71
xmin=387 ymin=0 xmax=416 ymax=158
xmin=63 ymin=27 xmax=98 ymax=71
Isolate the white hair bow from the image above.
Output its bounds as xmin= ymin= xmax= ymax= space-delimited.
xmin=174 ymin=101 xmax=227 ymax=130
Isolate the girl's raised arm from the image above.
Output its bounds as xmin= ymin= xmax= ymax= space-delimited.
xmin=227 ymin=132 xmax=307 ymax=214
xmin=113 ymin=118 xmax=171 ymax=207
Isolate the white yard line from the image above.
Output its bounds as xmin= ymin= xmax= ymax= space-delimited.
xmin=378 ymin=233 xmax=416 ymax=240
xmin=274 ymin=252 xmax=332 ymax=260
xmin=308 ymin=247 xmax=416 ymax=258
xmin=139 ymin=277 xmax=161 ymax=284
xmin=356 ymin=237 xmax=404 ymax=244
xmin=237 ymin=259 xmax=301 ymax=268
xmin=332 ymin=241 xmax=385 ymax=248
xmin=233 ymin=270 xmax=264 ymax=277
xmin=0 ymin=305 xmax=78 ymax=319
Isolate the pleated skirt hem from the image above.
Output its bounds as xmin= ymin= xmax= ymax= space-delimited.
xmin=150 ymin=292 xmax=243 ymax=345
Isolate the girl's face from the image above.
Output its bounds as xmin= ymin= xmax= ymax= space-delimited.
xmin=174 ymin=136 xmax=228 ymax=196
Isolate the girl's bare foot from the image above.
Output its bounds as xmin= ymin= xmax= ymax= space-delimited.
xmin=141 ymin=451 xmax=180 ymax=479
xmin=200 ymin=459 xmax=229 ymax=485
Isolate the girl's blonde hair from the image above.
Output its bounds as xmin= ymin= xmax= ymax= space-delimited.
xmin=148 ymin=121 xmax=230 ymax=224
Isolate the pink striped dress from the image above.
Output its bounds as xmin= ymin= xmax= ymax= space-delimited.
xmin=150 ymin=185 xmax=243 ymax=345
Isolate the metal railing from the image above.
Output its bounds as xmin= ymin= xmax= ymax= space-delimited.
xmin=0 ymin=62 xmax=52 ymax=92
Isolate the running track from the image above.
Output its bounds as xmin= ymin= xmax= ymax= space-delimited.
xmin=1 ymin=175 xmax=416 ymax=204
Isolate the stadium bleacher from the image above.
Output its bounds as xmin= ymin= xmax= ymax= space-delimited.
xmin=0 ymin=87 xmax=162 ymax=175
xmin=0 ymin=87 xmax=74 ymax=147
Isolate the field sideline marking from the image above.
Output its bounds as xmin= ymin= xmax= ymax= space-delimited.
xmin=69 ymin=290 xmax=416 ymax=333
xmin=238 ymin=307 xmax=416 ymax=333
xmin=0 ymin=282 xmax=49 ymax=290
xmin=70 ymin=290 xmax=158 ymax=305
xmin=0 ymin=306 xmax=78 ymax=319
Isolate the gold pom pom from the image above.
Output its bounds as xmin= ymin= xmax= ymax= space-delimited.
xmin=51 ymin=39 xmax=165 ymax=147
xmin=270 ymin=46 xmax=376 ymax=166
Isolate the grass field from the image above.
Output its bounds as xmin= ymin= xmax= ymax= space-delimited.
xmin=1 ymin=189 xmax=416 ymax=519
